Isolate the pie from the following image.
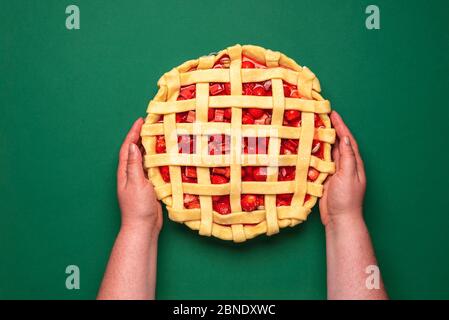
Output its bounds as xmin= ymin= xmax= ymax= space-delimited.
xmin=141 ymin=44 xmax=335 ymax=242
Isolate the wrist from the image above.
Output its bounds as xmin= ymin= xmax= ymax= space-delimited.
xmin=120 ymin=219 xmax=160 ymax=241
xmin=325 ymin=209 xmax=364 ymax=231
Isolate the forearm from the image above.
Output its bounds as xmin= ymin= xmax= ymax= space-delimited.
xmin=97 ymin=223 xmax=159 ymax=300
xmin=325 ymin=212 xmax=387 ymax=300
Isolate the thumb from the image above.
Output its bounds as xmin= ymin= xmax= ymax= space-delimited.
xmin=126 ymin=143 xmax=145 ymax=184
xmin=338 ymin=136 xmax=357 ymax=175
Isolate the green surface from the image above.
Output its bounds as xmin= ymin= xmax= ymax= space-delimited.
xmin=1 ymin=0 xmax=448 ymax=300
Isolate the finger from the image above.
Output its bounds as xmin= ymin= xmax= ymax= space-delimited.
xmin=322 ymin=178 xmax=331 ymax=195
xmin=118 ymin=118 xmax=144 ymax=188
xmin=126 ymin=142 xmax=145 ymax=185
xmin=332 ymin=137 xmax=340 ymax=170
xmin=330 ymin=111 xmax=360 ymax=153
xmin=338 ymin=136 xmax=357 ymax=175
xmin=319 ymin=178 xmax=330 ymax=212
xmin=330 ymin=111 xmax=365 ymax=180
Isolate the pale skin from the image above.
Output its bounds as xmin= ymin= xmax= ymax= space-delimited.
xmin=321 ymin=111 xmax=388 ymax=300
xmin=97 ymin=118 xmax=162 ymax=300
xmin=98 ymin=111 xmax=387 ymax=300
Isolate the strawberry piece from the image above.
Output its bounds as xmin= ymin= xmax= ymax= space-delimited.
xmin=283 ymin=82 xmax=299 ymax=97
xmin=242 ymin=113 xmax=255 ymax=124
xmin=159 ymin=166 xmax=170 ymax=182
xmin=211 ymin=167 xmax=230 ymax=178
xmin=314 ymin=114 xmax=325 ymax=128
xmin=181 ymin=166 xmax=197 ymax=183
xmin=242 ymin=83 xmax=254 ymax=95
xmin=242 ymin=55 xmax=267 ymax=69
xmin=284 ymin=110 xmax=301 ymax=122
xmin=252 ymin=84 xmax=266 ymax=96
xmin=263 ymin=80 xmax=272 ymax=91
xmin=290 ymin=89 xmax=301 ymax=98
xmin=276 ymin=193 xmax=293 ymax=206
xmin=208 ymin=135 xmax=230 ymax=155
xmin=256 ymin=195 xmax=265 ymax=209
xmin=311 ymin=140 xmax=321 ymax=155
xmin=213 ymin=55 xmax=230 ymax=69
xmin=252 ymin=167 xmax=267 ymax=181
xmin=241 ymin=167 xmax=246 ymax=180
xmin=280 ymin=139 xmax=299 ymax=154
xmin=218 ymin=55 xmax=230 ymax=67
xmin=284 ymin=116 xmax=301 ymax=127
xmin=290 ymin=119 xmax=302 ymax=127
xmin=278 ymin=166 xmax=296 ymax=181
xmin=211 ymin=174 xmax=228 ymax=184
xmin=214 ymin=202 xmax=231 ymax=214
xmin=224 ymin=83 xmax=231 ymax=95
xmin=176 ymin=111 xmax=188 ymax=123
xmin=208 ymin=108 xmax=215 ymax=121
xmin=178 ymin=135 xmax=191 ymax=145
xmin=241 ymin=166 xmax=254 ymax=181
xmin=186 ymin=110 xmax=196 ymax=123
xmin=280 ymin=146 xmax=288 ymax=155
xmin=248 ymin=108 xmax=265 ymax=119
xmin=213 ymin=196 xmax=231 ymax=214
xmin=257 ymin=137 xmax=269 ymax=154
xmin=245 ymin=137 xmax=257 ymax=154
xmin=178 ymin=135 xmax=195 ymax=154
xmin=185 ymin=166 xmax=197 ymax=178
xmin=254 ymin=112 xmax=271 ymax=125
xmin=242 ymin=60 xmax=255 ymax=69
xmin=210 ymin=83 xmax=224 ymax=96
xmin=186 ymin=201 xmax=200 ymax=209
xmin=214 ymin=109 xmax=225 ymax=122
xmin=241 ymin=194 xmax=258 ymax=212
xmin=308 ymin=168 xmax=320 ymax=182
xmin=283 ymin=83 xmax=292 ymax=97
xmin=179 ymin=84 xmax=196 ymax=100
xmin=312 ymin=140 xmax=324 ymax=159
xmin=224 ymin=108 xmax=232 ymax=120
xmin=184 ymin=194 xmax=200 ymax=209
xmin=183 ymin=194 xmax=197 ymax=203
xmin=181 ymin=174 xmax=196 ymax=183
xmin=155 ymin=135 xmax=166 ymax=153
xmin=185 ymin=201 xmax=200 ymax=209
xmin=304 ymin=194 xmax=311 ymax=203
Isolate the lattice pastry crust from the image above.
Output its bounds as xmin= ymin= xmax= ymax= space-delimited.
xmin=141 ymin=44 xmax=335 ymax=242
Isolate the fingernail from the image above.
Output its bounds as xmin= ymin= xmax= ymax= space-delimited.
xmin=344 ymin=136 xmax=350 ymax=145
xmin=129 ymin=143 xmax=137 ymax=154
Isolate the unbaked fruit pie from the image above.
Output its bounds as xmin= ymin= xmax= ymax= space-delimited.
xmin=141 ymin=44 xmax=335 ymax=242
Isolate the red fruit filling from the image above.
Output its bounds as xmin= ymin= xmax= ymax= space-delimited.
xmin=178 ymin=135 xmax=196 ymax=154
xmin=241 ymin=80 xmax=272 ymax=125
xmin=212 ymin=195 xmax=231 ymax=214
xmin=213 ymin=55 xmax=231 ymax=69
xmin=184 ymin=194 xmax=200 ymax=209
xmin=181 ymin=166 xmax=197 ymax=183
xmin=276 ymin=194 xmax=311 ymax=206
xmin=155 ymin=55 xmax=326 ymax=211
xmin=208 ymin=81 xmax=232 ymax=122
xmin=208 ymin=134 xmax=231 ymax=155
xmin=242 ymin=137 xmax=269 ymax=154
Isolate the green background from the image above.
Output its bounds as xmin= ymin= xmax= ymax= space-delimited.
xmin=1 ymin=0 xmax=448 ymax=300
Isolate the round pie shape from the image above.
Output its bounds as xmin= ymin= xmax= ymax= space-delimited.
xmin=141 ymin=44 xmax=335 ymax=242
